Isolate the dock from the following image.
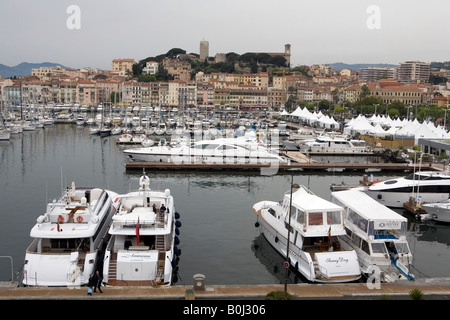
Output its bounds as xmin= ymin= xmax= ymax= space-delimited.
xmin=125 ymin=160 xmax=421 ymax=173
xmin=1 ymin=278 xmax=450 ymax=300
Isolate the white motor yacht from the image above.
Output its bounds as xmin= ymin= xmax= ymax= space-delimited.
xmin=102 ymin=171 xmax=181 ymax=286
xmin=365 ymin=170 xmax=450 ymax=208
xmin=123 ymin=133 xmax=285 ymax=165
xmin=253 ymin=185 xmax=361 ymax=283
xmin=299 ymin=134 xmax=368 ymax=153
xmin=331 ymin=189 xmax=414 ymax=282
xmin=23 ymin=183 xmax=119 ymax=286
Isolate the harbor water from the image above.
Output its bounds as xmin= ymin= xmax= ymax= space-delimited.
xmin=1 ymin=124 xmax=450 ymax=286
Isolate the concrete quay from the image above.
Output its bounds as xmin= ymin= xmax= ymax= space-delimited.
xmin=1 ymin=278 xmax=450 ymax=300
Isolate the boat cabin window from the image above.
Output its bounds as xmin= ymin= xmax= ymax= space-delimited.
xmin=361 ymin=239 xmax=370 ymax=255
xmin=394 ymin=242 xmax=410 ymax=254
xmin=308 ymin=212 xmax=323 ymax=225
xmin=327 ymin=210 xmax=341 ymax=224
xmin=347 ymin=209 xmax=368 ymax=233
xmin=268 ymin=208 xmax=276 ymax=217
xmin=371 ymin=242 xmax=388 ymax=254
xmin=296 ymin=209 xmax=305 ymax=225
xmin=49 ymin=238 xmax=89 ymax=251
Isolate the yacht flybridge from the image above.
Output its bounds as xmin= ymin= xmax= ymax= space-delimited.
xmin=23 ymin=183 xmax=119 ymax=286
xmin=102 ymin=171 xmax=181 ymax=286
xmin=253 ymin=185 xmax=361 ymax=283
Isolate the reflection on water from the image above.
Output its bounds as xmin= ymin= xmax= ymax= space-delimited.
xmin=251 ymin=234 xmax=304 ymax=284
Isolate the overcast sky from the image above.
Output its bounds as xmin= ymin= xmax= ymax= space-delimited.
xmin=1 ymin=0 xmax=449 ymax=70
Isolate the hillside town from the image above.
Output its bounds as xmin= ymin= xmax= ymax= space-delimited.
xmin=1 ymin=42 xmax=450 ymax=118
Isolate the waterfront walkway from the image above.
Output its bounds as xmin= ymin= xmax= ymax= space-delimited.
xmin=1 ymin=278 xmax=450 ymax=299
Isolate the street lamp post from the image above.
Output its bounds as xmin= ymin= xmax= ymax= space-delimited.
xmin=284 ymin=177 xmax=300 ymax=292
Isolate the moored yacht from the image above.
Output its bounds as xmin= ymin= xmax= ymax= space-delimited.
xmin=331 ymin=189 xmax=414 ymax=282
xmin=102 ymin=171 xmax=181 ymax=286
xmin=22 ymin=183 xmax=119 ymax=286
xmin=299 ymin=133 xmax=368 ymax=153
xmin=124 ymin=133 xmax=285 ymax=165
xmin=364 ymin=170 xmax=450 ymax=208
xmin=253 ymin=185 xmax=361 ymax=283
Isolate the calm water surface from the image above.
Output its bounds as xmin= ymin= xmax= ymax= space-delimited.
xmin=0 ymin=124 xmax=449 ymax=285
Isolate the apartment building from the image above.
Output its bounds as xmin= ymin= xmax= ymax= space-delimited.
xmin=112 ymin=59 xmax=135 ymax=76
xmin=267 ymin=87 xmax=283 ymax=109
xmin=397 ymin=61 xmax=430 ymax=82
xmin=162 ymin=58 xmax=191 ymax=81
xmin=31 ymin=66 xmax=65 ymax=80
xmin=96 ymin=79 xmax=121 ymax=104
xmin=77 ymin=80 xmax=96 ymax=105
xmin=142 ymin=61 xmax=159 ymax=75
xmin=360 ymin=67 xmax=397 ymax=81
xmin=196 ymin=82 xmax=215 ymax=106
xmin=21 ymin=80 xmax=52 ymax=104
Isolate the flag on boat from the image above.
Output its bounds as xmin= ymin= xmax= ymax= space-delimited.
xmin=328 ymin=226 xmax=331 ymax=241
xmin=136 ymin=217 xmax=140 ymax=244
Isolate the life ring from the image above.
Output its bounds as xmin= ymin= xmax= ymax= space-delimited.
xmin=76 ymin=215 xmax=83 ymax=223
xmin=58 ymin=215 xmax=64 ymax=223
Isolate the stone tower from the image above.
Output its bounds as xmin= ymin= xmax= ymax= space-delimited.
xmin=284 ymin=44 xmax=291 ymax=66
xmin=200 ymin=40 xmax=209 ymax=62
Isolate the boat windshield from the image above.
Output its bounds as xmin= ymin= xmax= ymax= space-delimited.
xmin=307 ymin=210 xmax=341 ymax=225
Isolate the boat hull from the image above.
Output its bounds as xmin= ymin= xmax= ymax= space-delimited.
xmin=422 ymin=203 xmax=450 ymax=223
xmin=365 ymin=190 xmax=449 ymax=208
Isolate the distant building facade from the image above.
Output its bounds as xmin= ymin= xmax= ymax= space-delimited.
xmin=360 ymin=67 xmax=397 ymax=81
xmin=112 ymin=59 xmax=135 ymax=76
xmin=398 ymin=61 xmax=430 ymax=82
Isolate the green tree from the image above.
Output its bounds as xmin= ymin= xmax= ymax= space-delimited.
xmin=360 ymin=84 xmax=370 ymax=99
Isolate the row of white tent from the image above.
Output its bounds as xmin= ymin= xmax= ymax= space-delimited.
xmin=281 ymin=107 xmax=450 ymax=143
xmin=280 ymin=107 xmax=340 ymax=129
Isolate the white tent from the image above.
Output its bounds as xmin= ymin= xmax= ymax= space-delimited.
xmin=370 ymin=123 xmax=387 ymax=137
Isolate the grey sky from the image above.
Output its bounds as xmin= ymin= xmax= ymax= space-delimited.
xmin=1 ymin=0 xmax=449 ymax=70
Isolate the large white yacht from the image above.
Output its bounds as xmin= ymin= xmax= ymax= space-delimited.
xmin=299 ymin=133 xmax=368 ymax=153
xmin=365 ymin=170 xmax=450 ymax=208
xmin=23 ymin=183 xmax=119 ymax=286
xmin=102 ymin=171 xmax=181 ymax=286
xmin=253 ymin=185 xmax=361 ymax=283
xmin=331 ymin=189 xmax=414 ymax=282
xmin=123 ymin=132 xmax=285 ymax=165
